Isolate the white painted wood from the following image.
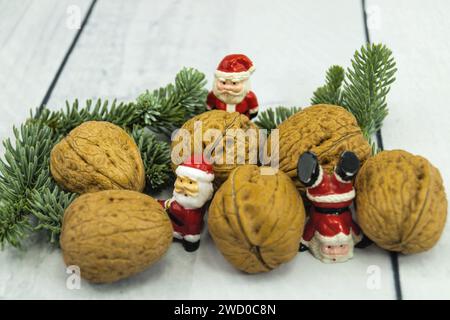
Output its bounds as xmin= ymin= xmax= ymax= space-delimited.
xmin=0 ymin=0 xmax=90 ymax=154
xmin=367 ymin=0 xmax=450 ymax=299
xmin=0 ymin=0 xmax=397 ymax=299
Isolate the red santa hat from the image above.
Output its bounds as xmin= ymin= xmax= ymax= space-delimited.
xmin=215 ymin=54 xmax=255 ymax=82
xmin=175 ymin=154 xmax=215 ymax=183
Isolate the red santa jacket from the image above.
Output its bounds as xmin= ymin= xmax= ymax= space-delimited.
xmin=303 ymin=170 xmax=361 ymax=242
xmin=206 ymin=91 xmax=258 ymax=118
xmin=159 ymin=199 xmax=206 ymax=236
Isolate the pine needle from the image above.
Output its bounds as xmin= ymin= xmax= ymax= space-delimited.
xmin=255 ymin=106 xmax=302 ymax=131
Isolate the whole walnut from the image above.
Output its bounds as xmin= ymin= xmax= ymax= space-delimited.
xmin=171 ymin=110 xmax=259 ymax=186
xmin=208 ymin=165 xmax=305 ymax=273
xmin=356 ymin=150 xmax=447 ymax=254
xmin=51 ymin=121 xmax=145 ymax=194
xmin=60 ymin=190 xmax=173 ymax=283
xmin=269 ymin=104 xmax=371 ymax=193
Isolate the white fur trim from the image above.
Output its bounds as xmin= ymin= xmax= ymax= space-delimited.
xmin=176 ymin=165 xmax=214 ymax=182
xmin=301 ymin=238 xmax=310 ymax=246
xmin=173 ymin=231 xmax=183 ymax=240
xmin=310 ymin=165 xmax=323 ymax=188
xmin=306 ymin=189 xmax=355 ymax=203
xmin=334 ymin=171 xmax=352 ymax=184
xmin=249 ymin=106 xmax=259 ymax=114
xmin=184 ymin=234 xmax=201 ymax=243
xmin=226 ymin=104 xmax=236 ymax=112
xmin=314 ymin=231 xmax=353 ymax=245
xmin=215 ymin=66 xmax=255 ymax=81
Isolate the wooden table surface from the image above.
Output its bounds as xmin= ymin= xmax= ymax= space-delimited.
xmin=0 ymin=0 xmax=449 ymax=300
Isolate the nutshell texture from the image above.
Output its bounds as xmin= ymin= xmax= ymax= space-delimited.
xmin=269 ymin=104 xmax=371 ymax=193
xmin=171 ymin=110 xmax=259 ymax=185
xmin=356 ymin=150 xmax=447 ymax=254
xmin=60 ymin=190 xmax=173 ymax=283
xmin=51 ymin=121 xmax=145 ymax=194
xmin=208 ymin=165 xmax=305 ymax=273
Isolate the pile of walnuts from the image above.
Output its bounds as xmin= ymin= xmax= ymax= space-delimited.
xmin=51 ymin=104 xmax=447 ymax=282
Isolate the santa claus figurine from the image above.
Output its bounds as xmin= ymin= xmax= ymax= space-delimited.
xmin=297 ymin=151 xmax=363 ymax=263
xmin=207 ymin=54 xmax=259 ymax=119
xmin=159 ymin=155 xmax=215 ymax=252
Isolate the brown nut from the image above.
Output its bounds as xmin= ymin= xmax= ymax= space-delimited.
xmin=208 ymin=165 xmax=305 ymax=273
xmin=51 ymin=121 xmax=145 ymax=194
xmin=269 ymin=104 xmax=371 ymax=193
xmin=355 ymin=150 xmax=447 ymax=254
xmin=171 ymin=110 xmax=259 ymax=186
xmin=60 ymin=190 xmax=173 ymax=283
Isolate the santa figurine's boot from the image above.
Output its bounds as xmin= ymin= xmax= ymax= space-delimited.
xmin=335 ymin=151 xmax=360 ymax=181
xmin=297 ymin=151 xmax=321 ymax=187
xmin=183 ymin=240 xmax=200 ymax=252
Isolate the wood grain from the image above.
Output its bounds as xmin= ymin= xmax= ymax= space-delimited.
xmin=0 ymin=0 xmax=90 ymax=154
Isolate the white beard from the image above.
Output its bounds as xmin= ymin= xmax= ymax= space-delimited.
xmin=212 ymin=79 xmax=250 ymax=105
xmin=308 ymin=234 xmax=355 ymax=263
xmin=173 ymin=181 xmax=214 ymax=210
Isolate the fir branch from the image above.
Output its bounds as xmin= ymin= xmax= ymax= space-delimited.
xmin=254 ymin=106 xmax=302 ymax=131
xmin=343 ymin=43 xmax=396 ymax=140
xmin=30 ymin=99 xmax=138 ymax=136
xmin=131 ymin=127 xmax=173 ymax=191
xmin=311 ymin=65 xmax=345 ymax=106
xmin=136 ymin=67 xmax=208 ymax=136
xmin=311 ymin=44 xmax=397 ymax=146
xmin=0 ymin=123 xmax=59 ymax=248
xmin=28 ymin=186 xmax=77 ymax=244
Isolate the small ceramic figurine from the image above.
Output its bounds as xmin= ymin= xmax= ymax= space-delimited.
xmin=159 ymin=155 xmax=214 ymax=252
xmin=297 ymin=151 xmax=363 ymax=263
xmin=207 ymin=54 xmax=259 ymax=119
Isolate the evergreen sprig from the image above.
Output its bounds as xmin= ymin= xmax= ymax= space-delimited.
xmin=131 ymin=127 xmax=172 ymax=191
xmin=343 ymin=44 xmax=396 ymax=140
xmin=311 ymin=65 xmax=345 ymax=106
xmin=0 ymin=67 xmax=208 ymax=249
xmin=136 ymin=67 xmax=208 ymax=135
xmin=311 ymin=43 xmax=397 ymax=144
xmin=255 ymin=106 xmax=302 ymax=131
xmin=0 ymin=123 xmax=63 ymax=248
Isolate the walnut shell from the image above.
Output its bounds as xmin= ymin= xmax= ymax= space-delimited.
xmin=269 ymin=104 xmax=371 ymax=193
xmin=171 ymin=110 xmax=259 ymax=186
xmin=60 ymin=190 xmax=173 ymax=283
xmin=208 ymin=165 xmax=305 ymax=273
xmin=355 ymin=150 xmax=447 ymax=254
xmin=51 ymin=121 xmax=145 ymax=194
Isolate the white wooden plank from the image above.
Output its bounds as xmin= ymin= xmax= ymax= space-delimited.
xmin=0 ymin=0 xmax=91 ymax=154
xmin=366 ymin=0 xmax=450 ymax=299
xmin=0 ymin=0 xmax=397 ymax=299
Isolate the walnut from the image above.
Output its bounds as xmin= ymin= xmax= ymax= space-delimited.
xmin=171 ymin=110 xmax=259 ymax=186
xmin=269 ymin=104 xmax=372 ymax=193
xmin=355 ymin=150 xmax=447 ymax=254
xmin=208 ymin=165 xmax=305 ymax=273
xmin=60 ymin=190 xmax=173 ymax=283
xmin=50 ymin=121 xmax=145 ymax=194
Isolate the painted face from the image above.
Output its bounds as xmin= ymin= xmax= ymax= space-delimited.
xmin=174 ymin=175 xmax=199 ymax=197
xmin=320 ymin=243 xmax=350 ymax=261
xmin=215 ymin=79 xmax=245 ymax=94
